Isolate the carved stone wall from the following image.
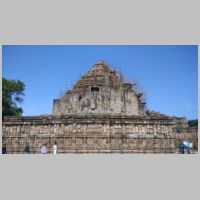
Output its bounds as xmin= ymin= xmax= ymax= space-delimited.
xmin=53 ymin=88 xmax=141 ymax=116
xmin=2 ymin=115 xmax=177 ymax=154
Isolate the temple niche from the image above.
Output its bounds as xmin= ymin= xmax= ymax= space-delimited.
xmin=53 ymin=61 xmax=145 ymax=116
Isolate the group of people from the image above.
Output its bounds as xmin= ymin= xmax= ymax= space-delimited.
xmin=2 ymin=142 xmax=58 ymax=154
xmin=41 ymin=142 xmax=58 ymax=154
xmin=178 ymin=141 xmax=193 ymax=154
xmin=2 ymin=140 xmax=194 ymax=154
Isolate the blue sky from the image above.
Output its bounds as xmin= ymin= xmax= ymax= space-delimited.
xmin=2 ymin=45 xmax=198 ymax=119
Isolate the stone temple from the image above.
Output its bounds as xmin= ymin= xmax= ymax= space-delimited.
xmin=2 ymin=62 xmax=198 ymax=153
xmin=53 ymin=61 xmax=144 ymax=116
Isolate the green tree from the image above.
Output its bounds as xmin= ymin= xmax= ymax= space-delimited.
xmin=188 ymin=119 xmax=198 ymax=128
xmin=2 ymin=78 xmax=25 ymax=117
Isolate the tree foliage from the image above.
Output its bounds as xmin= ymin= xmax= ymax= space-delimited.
xmin=188 ymin=119 xmax=198 ymax=128
xmin=2 ymin=78 xmax=25 ymax=117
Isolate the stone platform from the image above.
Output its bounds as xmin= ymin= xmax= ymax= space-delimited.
xmin=2 ymin=114 xmax=178 ymax=154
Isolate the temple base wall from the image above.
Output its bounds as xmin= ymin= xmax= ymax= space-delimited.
xmin=2 ymin=115 xmax=197 ymax=154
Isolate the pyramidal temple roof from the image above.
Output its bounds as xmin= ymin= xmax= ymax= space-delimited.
xmin=91 ymin=61 xmax=111 ymax=72
xmin=54 ymin=61 xmax=149 ymax=115
xmin=69 ymin=61 xmax=126 ymax=94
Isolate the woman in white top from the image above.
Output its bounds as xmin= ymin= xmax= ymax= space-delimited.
xmin=53 ymin=142 xmax=57 ymax=154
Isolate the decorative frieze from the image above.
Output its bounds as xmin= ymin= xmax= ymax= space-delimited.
xmin=2 ymin=114 xmax=182 ymax=154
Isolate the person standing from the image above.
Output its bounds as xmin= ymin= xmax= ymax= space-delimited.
xmin=24 ymin=143 xmax=30 ymax=154
xmin=178 ymin=142 xmax=182 ymax=154
xmin=2 ymin=143 xmax=7 ymax=154
xmin=41 ymin=144 xmax=47 ymax=154
xmin=53 ymin=142 xmax=57 ymax=154
xmin=181 ymin=142 xmax=185 ymax=154
xmin=190 ymin=142 xmax=193 ymax=154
